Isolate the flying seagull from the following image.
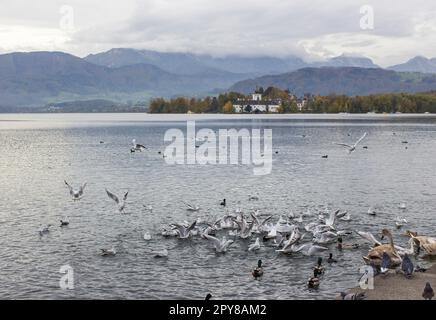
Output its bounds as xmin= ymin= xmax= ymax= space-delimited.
xmin=64 ymin=180 xmax=87 ymax=200
xmin=334 ymin=132 xmax=367 ymax=153
xmin=106 ymin=189 xmax=129 ymax=213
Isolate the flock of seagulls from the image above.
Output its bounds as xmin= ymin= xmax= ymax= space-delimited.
xmin=36 ymin=134 xmax=436 ymax=300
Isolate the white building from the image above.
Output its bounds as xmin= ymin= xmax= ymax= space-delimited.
xmin=233 ymin=91 xmax=281 ymax=113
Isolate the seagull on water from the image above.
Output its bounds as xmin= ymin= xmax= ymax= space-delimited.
xmin=38 ymin=224 xmax=52 ymax=236
xmin=106 ymin=189 xmax=129 ymax=213
xmin=171 ymin=221 xmax=197 ymax=239
xmin=153 ymin=249 xmax=168 ymax=258
xmin=203 ymin=234 xmax=234 ymax=253
xmin=64 ymin=180 xmax=87 ymax=201
xmin=248 ymin=238 xmax=261 ymax=252
xmin=131 ymin=139 xmax=147 ymax=152
xmin=334 ymin=132 xmax=367 ymax=153
xmin=183 ymin=201 xmax=200 ymax=212
xmin=101 ymin=246 xmax=117 ymax=256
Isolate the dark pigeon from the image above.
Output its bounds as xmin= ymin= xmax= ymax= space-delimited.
xmin=381 ymin=252 xmax=391 ymax=274
xmin=422 ymin=282 xmax=434 ymax=300
xmin=401 ymin=254 xmax=414 ymax=278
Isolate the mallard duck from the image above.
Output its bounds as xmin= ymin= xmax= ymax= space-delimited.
xmin=205 ymin=293 xmax=212 ymax=300
xmin=307 ymin=269 xmax=320 ymax=289
xmin=314 ymin=257 xmax=325 ymax=275
xmin=327 ymin=253 xmax=337 ymax=263
xmin=252 ymin=260 xmax=264 ymax=278
xmin=406 ymin=231 xmax=436 ymax=256
xmin=337 ymin=237 xmax=359 ymax=250
xmin=363 ymin=229 xmax=402 ymax=267
xmin=220 ymin=199 xmax=226 ymax=207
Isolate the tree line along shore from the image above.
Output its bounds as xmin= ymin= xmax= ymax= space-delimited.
xmin=148 ymin=87 xmax=436 ymax=114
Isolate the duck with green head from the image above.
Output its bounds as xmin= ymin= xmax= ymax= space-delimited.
xmin=252 ymin=259 xmax=264 ymax=278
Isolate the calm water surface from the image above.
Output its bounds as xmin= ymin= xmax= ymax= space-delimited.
xmin=1 ymin=113 xmax=436 ymax=299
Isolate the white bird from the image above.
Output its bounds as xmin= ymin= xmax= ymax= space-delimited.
xmin=100 ymin=246 xmax=117 ymax=256
xmin=143 ymin=205 xmax=153 ymax=212
xmin=305 ymin=244 xmax=329 ymax=256
xmin=203 ymin=234 xmax=234 ymax=253
xmin=38 ymin=224 xmax=52 ymax=236
xmin=335 ymin=210 xmax=348 ymax=219
xmin=248 ymin=238 xmax=261 ymax=252
xmin=276 ymin=243 xmax=306 ymax=254
xmin=367 ymin=207 xmax=376 ymax=216
xmin=334 ymin=132 xmax=367 ymax=153
xmin=282 ymin=227 xmax=303 ymax=250
xmin=143 ymin=233 xmax=152 ymax=241
xmin=398 ymin=203 xmax=407 ymax=210
xmin=171 ymin=221 xmax=197 ymax=239
xmin=183 ymin=201 xmax=200 ymax=212
xmin=356 ymin=230 xmax=382 ymax=246
xmin=64 ymin=180 xmax=87 ymax=201
xmin=340 ymin=213 xmax=352 ymax=221
xmin=106 ymin=189 xmax=129 ymax=213
xmin=395 ymin=217 xmax=408 ymax=229
xmin=131 ymin=139 xmax=147 ymax=152
xmin=294 ymin=215 xmax=304 ymax=223
xmin=325 ymin=210 xmax=337 ymax=228
xmin=153 ymin=249 xmax=168 ymax=258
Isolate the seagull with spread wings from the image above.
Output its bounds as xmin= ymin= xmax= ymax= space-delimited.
xmin=106 ymin=189 xmax=129 ymax=213
xmin=64 ymin=180 xmax=87 ymax=201
xmin=334 ymin=132 xmax=367 ymax=153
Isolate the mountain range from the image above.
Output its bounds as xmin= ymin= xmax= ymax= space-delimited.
xmin=2 ymin=48 xmax=436 ymax=109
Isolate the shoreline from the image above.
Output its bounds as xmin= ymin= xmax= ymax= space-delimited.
xmin=338 ymin=264 xmax=436 ymax=300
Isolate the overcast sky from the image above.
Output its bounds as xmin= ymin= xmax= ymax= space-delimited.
xmin=1 ymin=0 xmax=436 ymax=66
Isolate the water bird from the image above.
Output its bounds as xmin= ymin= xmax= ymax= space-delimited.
xmin=307 ymin=269 xmax=320 ymax=289
xmin=100 ymin=246 xmax=117 ymax=257
xmin=367 ymin=207 xmax=376 ymax=216
xmin=252 ymin=260 xmax=264 ymax=278
xmin=153 ymin=249 xmax=168 ymax=258
xmin=314 ymin=257 xmax=325 ymax=275
xmin=363 ymin=229 xmax=402 ymax=267
xmin=401 ymin=254 xmax=414 ymax=278
xmin=38 ymin=224 xmax=52 ymax=236
xmin=248 ymin=238 xmax=261 ymax=252
xmin=64 ymin=180 xmax=87 ymax=201
xmin=143 ymin=233 xmax=152 ymax=241
xmin=203 ymin=233 xmax=234 ymax=253
xmin=248 ymin=194 xmax=259 ymax=201
xmin=340 ymin=292 xmax=366 ymax=300
xmin=398 ymin=203 xmax=407 ymax=210
xmin=356 ymin=230 xmax=382 ymax=247
xmin=131 ymin=139 xmax=147 ymax=152
xmin=422 ymin=282 xmax=434 ymax=300
xmin=334 ymin=132 xmax=367 ymax=153
xmin=183 ymin=201 xmax=200 ymax=212
xmin=171 ymin=221 xmax=197 ymax=239
xmin=406 ymin=231 xmax=436 ymax=256
xmin=60 ymin=219 xmax=69 ymax=227
xmin=106 ymin=189 xmax=129 ymax=213
xmin=143 ymin=204 xmax=153 ymax=212
xmin=322 ymin=155 xmax=328 ymax=158
xmin=395 ymin=217 xmax=407 ymax=229
xmin=220 ymin=199 xmax=226 ymax=207
xmin=327 ymin=253 xmax=337 ymax=263
xmin=205 ymin=293 xmax=212 ymax=300
xmin=337 ymin=237 xmax=359 ymax=250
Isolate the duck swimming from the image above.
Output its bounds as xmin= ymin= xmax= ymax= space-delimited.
xmin=327 ymin=253 xmax=337 ymax=263
xmin=220 ymin=199 xmax=226 ymax=207
xmin=314 ymin=257 xmax=325 ymax=275
xmin=252 ymin=260 xmax=264 ymax=278
xmin=307 ymin=269 xmax=320 ymax=289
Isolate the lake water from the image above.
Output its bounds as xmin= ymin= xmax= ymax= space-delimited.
xmin=1 ymin=113 xmax=436 ymax=300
